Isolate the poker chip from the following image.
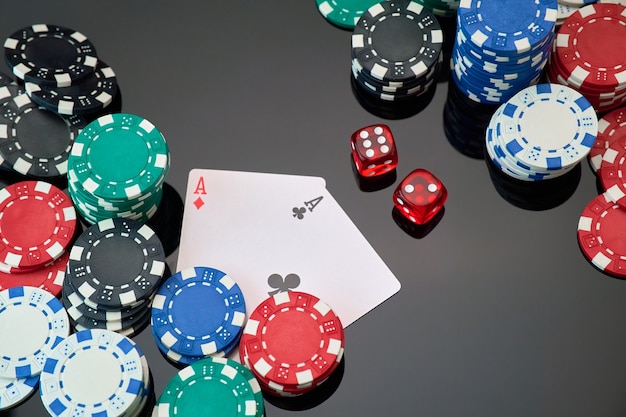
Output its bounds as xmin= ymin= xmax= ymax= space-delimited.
xmin=0 ymin=286 xmax=70 ymax=379
xmin=577 ymin=191 xmax=626 ymax=278
xmin=0 ymin=181 xmax=77 ymax=269
xmin=4 ymin=24 xmax=97 ymax=87
xmin=0 ymin=92 xmax=87 ymax=178
xmin=0 ymin=374 xmax=39 ymax=411
xmin=485 ymin=83 xmax=598 ymax=181
xmin=62 ymin=281 xmax=152 ymax=323
xmin=239 ymin=291 xmax=345 ymax=396
xmin=65 ymin=217 xmax=165 ymax=307
xmin=67 ymin=113 xmax=170 ymax=224
xmin=151 ymin=322 xmax=240 ymax=367
xmin=598 ymin=136 xmax=626 ymax=209
xmin=25 ymin=59 xmax=118 ymax=116
xmin=588 ymin=107 xmax=626 ymax=174
xmin=63 ymin=218 xmax=165 ymax=335
xmin=151 ymin=266 xmax=246 ymax=363
xmin=315 ymin=0 xmax=380 ymax=29
xmin=155 ymin=357 xmax=263 ymax=417
xmin=0 ymin=250 xmax=68 ymax=297
xmin=39 ymin=329 xmax=151 ymax=417
xmin=451 ymin=0 xmax=557 ymax=104
xmin=548 ymin=3 xmax=626 ymax=113
xmin=350 ymin=0 xmax=443 ymax=102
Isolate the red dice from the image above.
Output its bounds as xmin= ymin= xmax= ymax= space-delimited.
xmin=393 ymin=169 xmax=447 ymax=224
xmin=350 ymin=124 xmax=398 ymax=177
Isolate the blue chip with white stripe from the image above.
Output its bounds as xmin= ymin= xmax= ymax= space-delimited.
xmin=151 ymin=266 xmax=246 ymax=358
xmin=457 ymin=0 xmax=558 ymax=57
xmin=0 ymin=286 xmax=70 ymax=379
xmin=39 ymin=329 xmax=146 ymax=417
xmin=451 ymin=0 xmax=557 ymax=104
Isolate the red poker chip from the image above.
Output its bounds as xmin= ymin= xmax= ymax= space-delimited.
xmin=588 ymin=107 xmax=626 ymax=174
xmin=578 ymin=192 xmax=626 ymax=278
xmin=0 ymin=181 xmax=77 ymax=269
xmin=555 ymin=3 xmax=626 ymax=91
xmin=0 ymin=250 xmax=69 ymax=297
xmin=239 ymin=291 xmax=345 ymax=392
xmin=239 ymin=341 xmax=342 ymax=396
xmin=599 ymin=140 xmax=626 ymax=206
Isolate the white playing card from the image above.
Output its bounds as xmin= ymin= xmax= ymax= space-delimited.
xmin=176 ymin=169 xmax=401 ymax=328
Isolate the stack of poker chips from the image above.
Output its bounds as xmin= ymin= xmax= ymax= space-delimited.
xmin=485 ymin=83 xmax=598 ymax=182
xmin=0 ymin=181 xmax=77 ymax=297
xmin=0 ymin=24 xmax=121 ymax=182
xmin=547 ymin=3 xmax=626 ymax=113
xmin=62 ymin=218 xmax=167 ymax=337
xmin=154 ymin=357 xmax=264 ymax=417
xmin=451 ymin=0 xmax=557 ymax=104
xmin=0 ymin=286 xmax=70 ymax=412
xmin=239 ymin=291 xmax=345 ymax=397
xmin=40 ymin=329 xmax=154 ymax=417
xmin=67 ymin=113 xmax=170 ymax=224
xmin=351 ymin=0 xmax=443 ymax=102
xmin=576 ymin=106 xmax=626 ymax=277
xmin=4 ymin=24 xmax=120 ymax=119
xmin=150 ymin=266 xmax=247 ymax=366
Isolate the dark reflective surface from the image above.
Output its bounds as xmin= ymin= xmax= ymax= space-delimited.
xmin=1 ymin=2 xmax=624 ymax=417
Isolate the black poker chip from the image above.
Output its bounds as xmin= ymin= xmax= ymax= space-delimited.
xmin=0 ymin=92 xmax=87 ymax=178
xmin=25 ymin=59 xmax=118 ymax=116
xmin=4 ymin=24 xmax=97 ymax=87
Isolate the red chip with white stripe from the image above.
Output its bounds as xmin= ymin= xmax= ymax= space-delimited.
xmin=0 ymin=181 xmax=76 ymax=269
xmin=0 ymin=250 xmax=68 ymax=297
xmin=239 ymin=291 xmax=345 ymax=393
xmin=588 ymin=107 xmax=626 ymax=174
xmin=578 ymin=192 xmax=626 ymax=278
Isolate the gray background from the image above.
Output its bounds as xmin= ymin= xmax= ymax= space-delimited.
xmin=2 ymin=1 xmax=626 ymax=416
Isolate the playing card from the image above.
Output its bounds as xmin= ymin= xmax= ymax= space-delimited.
xmin=176 ymin=169 xmax=401 ymax=327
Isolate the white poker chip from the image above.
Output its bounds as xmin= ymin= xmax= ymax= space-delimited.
xmin=39 ymin=329 xmax=147 ymax=417
xmin=0 ymin=374 xmax=39 ymax=411
xmin=0 ymin=286 xmax=70 ymax=379
xmin=485 ymin=83 xmax=598 ymax=180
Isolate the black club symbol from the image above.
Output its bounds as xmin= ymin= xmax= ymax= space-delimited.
xmin=267 ymin=273 xmax=300 ymax=296
xmin=292 ymin=206 xmax=306 ymax=219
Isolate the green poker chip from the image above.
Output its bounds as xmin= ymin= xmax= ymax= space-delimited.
xmin=155 ymin=357 xmax=263 ymax=417
xmin=315 ymin=0 xmax=380 ymax=29
xmin=67 ymin=112 xmax=170 ymax=224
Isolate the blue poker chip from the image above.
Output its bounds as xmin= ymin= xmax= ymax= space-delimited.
xmin=457 ymin=0 xmax=558 ymax=57
xmin=451 ymin=0 xmax=556 ymax=104
xmin=151 ymin=266 xmax=247 ymax=358
xmin=150 ymin=321 xmax=240 ymax=366
xmin=0 ymin=286 xmax=70 ymax=379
